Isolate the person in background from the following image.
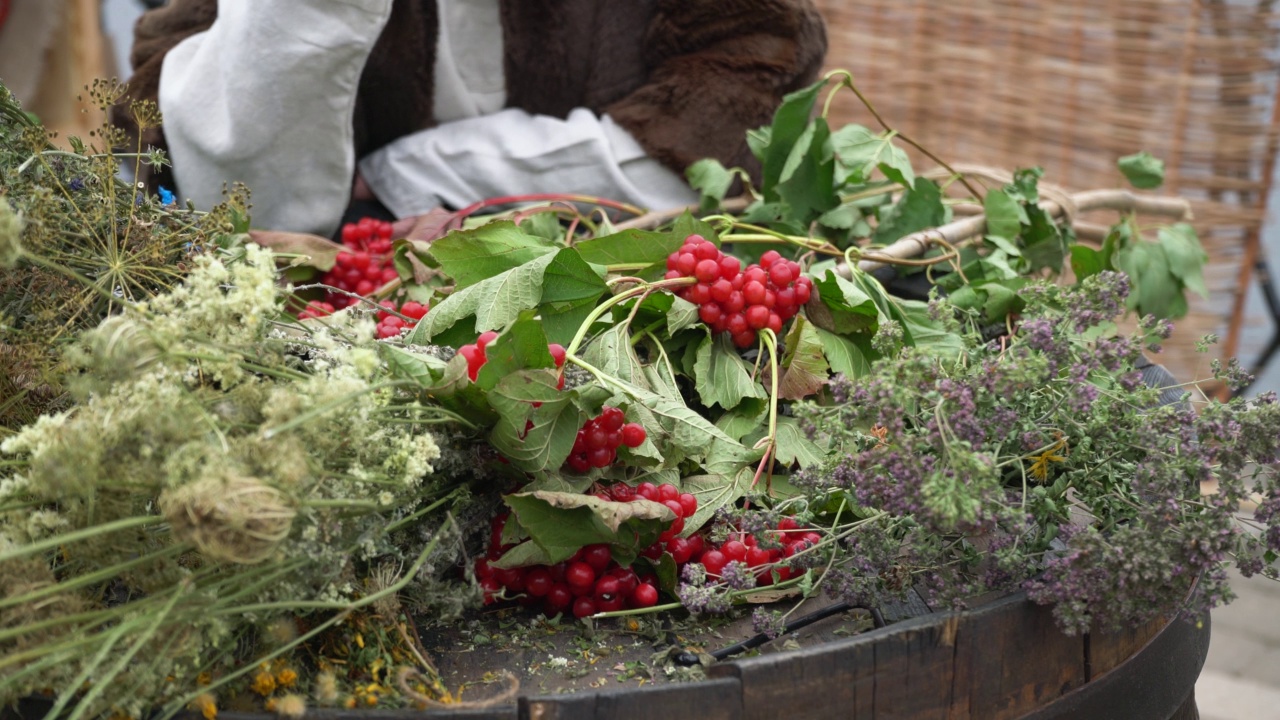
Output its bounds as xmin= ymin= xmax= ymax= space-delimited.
xmin=1 ymin=0 xmax=115 ymax=144
xmin=117 ymin=1 xmax=827 ymax=240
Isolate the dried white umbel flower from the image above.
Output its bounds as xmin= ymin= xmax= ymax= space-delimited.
xmin=160 ymin=473 xmax=296 ymax=564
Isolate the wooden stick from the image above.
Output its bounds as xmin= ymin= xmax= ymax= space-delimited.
xmin=843 ymin=188 xmax=1193 ymax=276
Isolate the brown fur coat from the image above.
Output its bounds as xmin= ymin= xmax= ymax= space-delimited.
xmin=117 ymin=0 xmax=827 ymax=197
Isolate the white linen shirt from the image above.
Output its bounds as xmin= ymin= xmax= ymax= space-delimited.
xmin=158 ymin=0 xmax=697 ymax=236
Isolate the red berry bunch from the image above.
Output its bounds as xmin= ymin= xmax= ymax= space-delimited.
xmin=664 ymin=235 xmax=814 ymax=349
xmin=375 ymin=300 xmax=429 ymax=339
xmin=565 ymin=406 xmax=647 ymax=473
xmin=457 ymin=332 xmax=567 ymax=383
xmin=322 ymin=218 xmax=399 ymax=308
xmin=625 ymin=481 xmax=702 ymax=563
xmin=476 ymin=511 xmax=663 ymax=617
xmin=697 ymin=516 xmax=821 ymax=586
xmin=296 ymin=300 xmax=336 ymax=320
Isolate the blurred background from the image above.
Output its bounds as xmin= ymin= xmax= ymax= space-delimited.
xmin=2 ymin=0 xmax=1279 ymax=717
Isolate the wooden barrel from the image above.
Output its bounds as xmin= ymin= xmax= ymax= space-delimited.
xmin=4 ymin=590 xmax=1202 ymax=720
xmin=515 ymin=592 xmax=1208 ymax=720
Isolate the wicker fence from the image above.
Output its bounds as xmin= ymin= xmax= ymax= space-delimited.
xmin=816 ymin=0 xmax=1280 ymax=387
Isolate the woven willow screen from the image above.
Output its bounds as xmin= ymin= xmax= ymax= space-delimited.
xmin=816 ymin=0 xmax=1280 ymax=387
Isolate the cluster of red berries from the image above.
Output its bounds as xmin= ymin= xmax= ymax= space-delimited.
xmin=565 ymin=407 xmax=647 ymax=473
xmin=664 ymin=235 xmax=814 ymax=349
xmin=457 ymin=331 xmax=567 ymax=383
xmin=322 ymin=218 xmax=399 ymax=309
xmin=613 ymin=481 xmax=702 ymax=563
xmin=476 ymin=511 xmax=663 ymax=618
xmin=297 ymin=300 xmax=336 ymax=320
xmin=375 ymin=300 xmax=429 ymax=339
xmin=697 ymin=517 xmax=821 ymax=586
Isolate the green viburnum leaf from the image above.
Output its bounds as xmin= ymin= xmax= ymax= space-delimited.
xmin=1101 ymin=222 xmax=1130 ymax=270
xmin=817 ymin=202 xmax=862 ymax=230
xmin=828 ymin=124 xmax=916 ymax=188
xmin=390 ymin=351 xmax=496 ymax=426
xmin=1021 ymin=207 xmax=1069 ymax=274
xmin=619 ymin=381 xmax=741 ymax=461
xmin=983 ymin=188 xmax=1028 ymax=243
xmin=504 ymin=491 xmax=674 ymax=565
xmin=639 ymin=553 xmax=680 ymax=593
xmin=703 ymin=434 xmax=767 ymax=478
xmin=1158 ymin=223 xmax=1209 ymax=299
xmin=391 ymin=238 xmax=437 ymax=285
xmin=666 ymin=296 xmax=701 ymax=335
xmin=407 ymin=252 xmax=557 ymax=342
xmin=487 ymin=370 xmax=582 ymax=473
xmin=715 ymin=398 xmax=769 ymax=441
xmin=1114 ymin=243 xmax=1185 ymax=318
xmin=776 ymin=117 xmax=839 ymax=224
xmin=847 ymin=270 xmax=916 ymax=346
xmin=573 ymin=229 xmax=684 ymax=268
xmin=980 ymin=281 xmax=1024 ymax=322
xmin=520 ymin=471 xmax=596 ymax=495
xmin=686 ymin=158 xmax=736 ymax=210
xmin=776 ymin=316 xmax=829 ymax=401
xmin=538 ymin=247 xmax=609 ymax=345
xmin=474 ymin=314 xmax=554 ymax=391
xmin=760 ymin=80 xmax=825 ymax=198
xmin=872 ymin=177 xmax=946 ymax=245
xmin=490 ymin=539 xmax=555 ymax=570
xmin=1007 ymin=167 xmax=1044 ymax=204
xmin=937 ymin=257 xmax=1020 ymax=292
xmin=582 ymin=324 xmax=651 ymax=391
xmin=985 ymin=234 xmax=1023 ymax=258
xmin=618 ymin=402 xmax=664 ymax=467
xmin=377 ymin=343 xmax=448 ymax=387
xmin=680 ymin=466 xmax=756 ymax=536
xmin=520 ymin=211 xmax=565 ymax=242
xmin=809 ymin=270 xmax=879 ymax=334
xmin=815 ymin=327 xmax=877 ymax=380
xmin=632 ymin=468 xmax=683 ymax=491
xmin=747 ymin=125 xmax=772 ymax=162
xmin=1070 ymin=245 xmax=1105 ymax=282
xmin=672 ymin=211 xmax=720 ymax=245
xmin=769 ymin=417 xmax=828 ymax=470
xmin=642 ymin=360 xmax=683 ymax=403
xmin=428 ymin=221 xmax=557 ymax=289
xmin=694 ymin=334 xmax=767 ymax=410
xmin=1118 ymin=151 xmax=1165 ymax=190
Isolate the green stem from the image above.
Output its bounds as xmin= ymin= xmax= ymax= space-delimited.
xmin=41 ymin=614 xmax=135 ymax=720
xmin=563 ymin=277 xmax=693 ymax=360
xmin=0 ymin=543 xmax=187 ymax=611
xmin=385 ymin=488 xmax=463 ymax=533
xmin=819 ymin=68 xmax=977 ymax=199
xmin=157 ymin=525 xmax=451 ymax=719
xmin=0 ymin=515 xmax=165 ymax=564
xmin=20 ymin=253 xmax=137 ymax=309
xmin=64 ymin=580 xmax=188 ymax=720
xmin=302 ymin=498 xmax=381 ymax=510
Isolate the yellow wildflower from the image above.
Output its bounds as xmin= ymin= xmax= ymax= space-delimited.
xmin=1029 ymin=436 xmax=1068 ymax=481
xmin=190 ymin=693 xmax=217 ymax=720
xmin=250 ymin=670 xmax=276 ymax=697
xmin=196 ymin=672 xmax=212 ymax=686
xmin=275 ymin=668 xmax=298 ymax=688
